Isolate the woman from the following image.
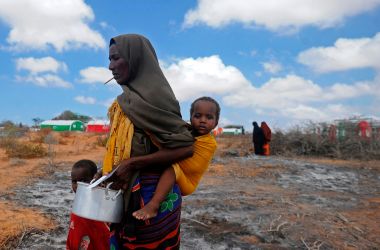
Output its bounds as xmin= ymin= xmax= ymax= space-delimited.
xmin=261 ymin=121 xmax=271 ymax=156
xmin=252 ymin=121 xmax=264 ymax=155
xmin=103 ymin=34 xmax=194 ymax=249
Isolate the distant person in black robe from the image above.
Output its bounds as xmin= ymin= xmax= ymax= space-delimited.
xmin=252 ymin=121 xmax=264 ymax=155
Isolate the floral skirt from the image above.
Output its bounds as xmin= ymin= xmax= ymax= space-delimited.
xmin=110 ymin=173 xmax=182 ymax=250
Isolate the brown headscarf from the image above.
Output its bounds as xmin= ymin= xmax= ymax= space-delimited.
xmin=111 ymin=34 xmax=194 ymax=153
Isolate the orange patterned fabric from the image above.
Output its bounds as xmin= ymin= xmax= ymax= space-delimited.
xmin=263 ymin=143 xmax=270 ymax=156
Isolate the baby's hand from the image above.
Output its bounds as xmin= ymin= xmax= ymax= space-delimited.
xmin=92 ymin=169 xmax=105 ymax=186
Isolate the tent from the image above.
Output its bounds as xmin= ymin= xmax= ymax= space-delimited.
xmin=40 ymin=120 xmax=85 ymax=132
xmin=222 ymin=125 xmax=245 ymax=135
xmin=358 ymin=120 xmax=371 ymax=138
xmin=86 ymin=120 xmax=110 ymax=133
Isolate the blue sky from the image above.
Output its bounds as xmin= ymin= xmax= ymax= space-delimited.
xmin=0 ymin=0 xmax=380 ymax=131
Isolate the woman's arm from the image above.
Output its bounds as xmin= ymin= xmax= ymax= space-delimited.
xmin=112 ymin=145 xmax=193 ymax=185
xmin=128 ymin=145 xmax=194 ymax=170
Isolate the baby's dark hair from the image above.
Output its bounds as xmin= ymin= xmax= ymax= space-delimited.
xmin=190 ymin=96 xmax=220 ymax=124
xmin=72 ymin=159 xmax=97 ymax=179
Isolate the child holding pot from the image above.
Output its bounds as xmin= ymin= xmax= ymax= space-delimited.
xmin=66 ymin=159 xmax=111 ymax=250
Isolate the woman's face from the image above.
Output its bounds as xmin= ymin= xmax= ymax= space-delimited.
xmin=109 ymin=44 xmax=129 ymax=84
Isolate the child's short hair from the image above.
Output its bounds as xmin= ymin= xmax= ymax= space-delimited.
xmin=190 ymin=96 xmax=220 ymax=124
xmin=72 ymin=159 xmax=97 ymax=179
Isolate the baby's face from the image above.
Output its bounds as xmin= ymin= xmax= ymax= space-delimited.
xmin=71 ymin=168 xmax=93 ymax=193
xmin=191 ymin=100 xmax=217 ymax=136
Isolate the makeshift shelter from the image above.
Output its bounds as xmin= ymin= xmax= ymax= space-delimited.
xmin=86 ymin=120 xmax=110 ymax=133
xmin=337 ymin=122 xmax=346 ymax=140
xmin=40 ymin=120 xmax=85 ymax=132
xmin=358 ymin=120 xmax=371 ymax=138
xmin=222 ymin=125 xmax=244 ymax=135
xmin=328 ymin=124 xmax=337 ymax=141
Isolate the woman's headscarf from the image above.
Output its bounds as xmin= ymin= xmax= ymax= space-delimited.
xmin=261 ymin=121 xmax=271 ymax=142
xmin=252 ymin=121 xmax=264 ymax=144
xmin=252 ymin=122 xmax=260 ymax=133
xmin=111 ymin=34 xmax=194 ymax=150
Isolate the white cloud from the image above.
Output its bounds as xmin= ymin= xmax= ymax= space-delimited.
xmin=16 ymin=57 xmax=67 ymax=74
xmin=162 ymin=55 xmax=251 ymax=101
xmin=262 ymin=61 xmax=282 ymax=74
xmin=0 ymin=0 xmax=105 ymax=51
xmin=79 ymin=66 xmax=114 ymax=84
xmin=75 ymin=96 xmax=96 ymax=104
xmin=102 ymin=98 xmax=116 ymax=108
xmin=285 ymin=105 xmax=327 ymax=120
xmin=99 ymin=22 xmax=108 ymax=29
xmin=16 ymin=74 xmax=72 ymax=88
xmin=223 ymin=75 xmax=323 ymax=109
xmin=325 ymin=81 xmax=373 ymax=100
xmin=14 ymin=56 xmax=71 ymax=88
xmin=224 ymin=74 xmax=375 ymax=109
xmin=99 ymin=21 xmax=115 ymax=31
xmin=183 ymin=0 xmax=380 ymax=32
xmin=283 ymin=103 xmax=354 ymax=121
xmin=162 ymin=55 xmax=378 ymax=123
xmin=225 ymin=74 xmax=378 ymax=123
xmin=298 ymin=32 xmax=380 ymax=73
xmin=218 ymin=116 xmax=233 ymax=127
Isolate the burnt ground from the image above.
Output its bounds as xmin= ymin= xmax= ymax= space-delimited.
xmin=182 ymin=155 xmax=380 ymax=249
xmin=3 ymin=154 xmax=380 ymax=249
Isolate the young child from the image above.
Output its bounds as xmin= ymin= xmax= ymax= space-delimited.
xmin=66 ymin=159 xmax=110 ymax=250
xmin=132 ymin=96 xmax=220 ymax=220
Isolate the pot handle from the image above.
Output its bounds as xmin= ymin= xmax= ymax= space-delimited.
xmin=88 ymin=175 xmax=109 ymax=189
xmin=105 ymin=182 xmax=123 ymax=201
xmin=88 ymin=165 xmax=120 ymax=189
xmin=112 ymin=190 xmax=123 ymax=201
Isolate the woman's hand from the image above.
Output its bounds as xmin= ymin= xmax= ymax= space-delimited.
xmin=110 ymin=158 xmax=138 ymax=190
xmin=93 ymin=169 xmax=103 ymax=181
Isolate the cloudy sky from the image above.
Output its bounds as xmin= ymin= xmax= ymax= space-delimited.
xmin=1 ymin=0 xmax=379 ymax=130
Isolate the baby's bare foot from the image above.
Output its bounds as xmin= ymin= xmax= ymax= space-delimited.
xmin=133 ymin=202 xmax=159 ymax=220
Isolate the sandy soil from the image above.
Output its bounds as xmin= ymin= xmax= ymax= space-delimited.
xmin=0 ymin=132 xmax=379 ymax=249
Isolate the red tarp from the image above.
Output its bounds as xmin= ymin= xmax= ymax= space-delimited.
xmin=86 ymin=124 xmax=110 ymax=133
xmin=358 ymin=120 xmax=371 ymax=138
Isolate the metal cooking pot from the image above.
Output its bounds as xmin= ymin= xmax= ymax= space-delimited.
xmin=72 ymin=176 xmax=123 ymax=223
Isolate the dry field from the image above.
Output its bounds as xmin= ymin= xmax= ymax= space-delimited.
xmin=0 ymin=132 xmax=379 ymax=249
xmin=0 ymin=131 xmax=106 ymax=249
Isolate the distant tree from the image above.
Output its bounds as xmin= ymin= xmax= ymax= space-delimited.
xmin=53 ymin=110 xmax=92 ymax=123
xmin=32 ymin=117 xmax=43 ymax=128
xmin=0 ymin=120 xmax=15 ymax=128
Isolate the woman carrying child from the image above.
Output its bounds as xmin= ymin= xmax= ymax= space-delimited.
xmin=103 ymin=34 xmax=194 ymax=249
